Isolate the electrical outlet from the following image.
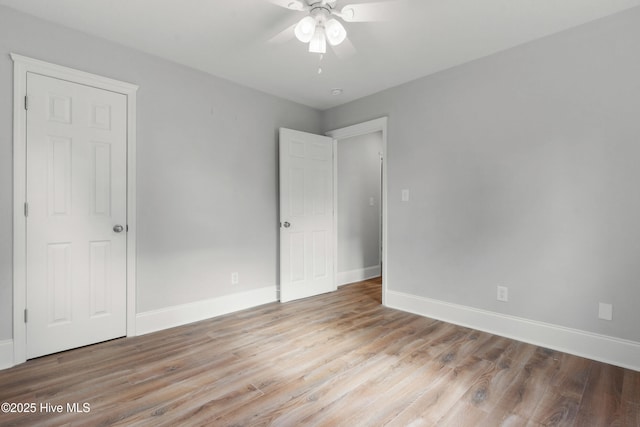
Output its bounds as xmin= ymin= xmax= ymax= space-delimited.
xmin=598 ymin=303 xmax=613 ymax=320
xmin=497 ymin=286 xmax=508 ymax=302
xmin=231 ymin=272 xmax=239 ymax=285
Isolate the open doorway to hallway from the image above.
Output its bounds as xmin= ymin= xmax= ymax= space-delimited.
xmin=327 ymin=117 xmax=388 ymax=304
xmin=335 ymin=131 xmax=383 ymax=291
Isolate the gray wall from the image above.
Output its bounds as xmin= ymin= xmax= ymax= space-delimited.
xmin=323 ymin=7 xmax=640 ymax=342
xmin=337 ymin=132 xmax=382 ymax=275
xmin=0 ymin=6 xmax=322 ymax=340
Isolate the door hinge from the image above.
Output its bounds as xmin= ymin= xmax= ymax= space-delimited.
xmin=24 ymin=95 xmax=28 ymax=110
xmin=24 ymin=309 xmax=28 ymax=323
xmin=24 ymin=202 xmax=29 ymax=217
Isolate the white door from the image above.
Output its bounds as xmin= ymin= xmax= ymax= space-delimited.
xmin=26 ymin=73 xmax=127 ymax=358
xmin=279 ymin=128 xmax=335 ymax=302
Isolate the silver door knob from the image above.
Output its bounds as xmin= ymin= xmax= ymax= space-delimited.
xmin=113 ymin=224 xmax=124 ymax=233
xmin=283 ymin=222 xmax=291 ymax=228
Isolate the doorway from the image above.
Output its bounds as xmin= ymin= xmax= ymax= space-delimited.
xmin=335 ymin=131 xmax=382 ymax=285
xmin=326 ymin=117 xmax=388 ymax=305
xmin=11 ymin=54 xmax=138 ymax=365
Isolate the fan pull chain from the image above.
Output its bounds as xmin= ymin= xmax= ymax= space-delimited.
xmin=318 ymin=53 xmax=324 ymax=74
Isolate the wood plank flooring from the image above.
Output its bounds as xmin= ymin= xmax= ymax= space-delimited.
xmin=1 ymin=277 xmax=638 ymax=426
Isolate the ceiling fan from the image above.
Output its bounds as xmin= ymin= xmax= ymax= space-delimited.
xmin=267 ymin=0 xmax=397 ymax=56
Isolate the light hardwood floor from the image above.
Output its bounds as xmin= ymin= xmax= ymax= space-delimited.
xmin=1 ymin=277 xmax=638 ymax=426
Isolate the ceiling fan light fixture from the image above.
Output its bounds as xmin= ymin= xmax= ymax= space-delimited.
xmin=324 ymin=18 xmax=347 ymax=46
xmin=294 ymin=16 xmax=316 ymax=43
xmin=308 ymin=25 xmax=327 ymax=54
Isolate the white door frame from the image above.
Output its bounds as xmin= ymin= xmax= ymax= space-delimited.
xmin=326 ymin=117 xmax=388 ymax=305
xmin=11 ymin=54 xmax=138 ymax=365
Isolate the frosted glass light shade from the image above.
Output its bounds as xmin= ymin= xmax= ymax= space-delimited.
xmin=308 ymin=25 xmax=327 ymax=53
xmin=294 ymin=16 xmax=316 ymax=43
xmin=325 ymin=18 xmax=347 ymax=46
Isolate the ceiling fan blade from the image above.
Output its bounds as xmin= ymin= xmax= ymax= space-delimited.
xmin=267 ymin=23 xmax=297 ymax=44
xmin=265 ymin=0 xmax=306 ymax=11
xmin=334 ymin=0 xmax=396 ymax=4
xmin=338 ymin=1 xmax=402 ymax=22
xmin=331 ymin=37 xmax=357 ymax=59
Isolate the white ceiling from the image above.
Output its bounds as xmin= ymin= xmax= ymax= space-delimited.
xmin=2 ymin=0 xmax=639 ymax=110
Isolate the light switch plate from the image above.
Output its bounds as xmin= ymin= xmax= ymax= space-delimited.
xmin=497 ymin=286 xmax=508 ymax=302
xmin=598 ymin=303 xmax=613 ymax=320
xmin=401 ymin=189 xmax=410 ymax=202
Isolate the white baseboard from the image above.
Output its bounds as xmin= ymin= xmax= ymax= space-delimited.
xmin=0 ymin=339 xmax=13 ymax=370
xmin=337 ymin=265 xmax=381 ymax=286
xmin=136 ymin=286 xmax=278 ymax=336
xmin=386 ymin=290 xmax=640 ymax=372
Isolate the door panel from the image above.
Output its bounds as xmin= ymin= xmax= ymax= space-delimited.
xmin=279 ymin=128 xmax=335 ymax=302
xmin=89 ymin=240 xmax=112 ymax=317
xmin=46 ymin=243 xmax=72 ymax=325
xmin=26 ymin=73 xmax=127 ymax=359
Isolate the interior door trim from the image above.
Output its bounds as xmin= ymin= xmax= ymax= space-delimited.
xmin=326 ymin=117 xmax=388 ymax=306
xmin=11 ymin=53 xmax=139 ymax=366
